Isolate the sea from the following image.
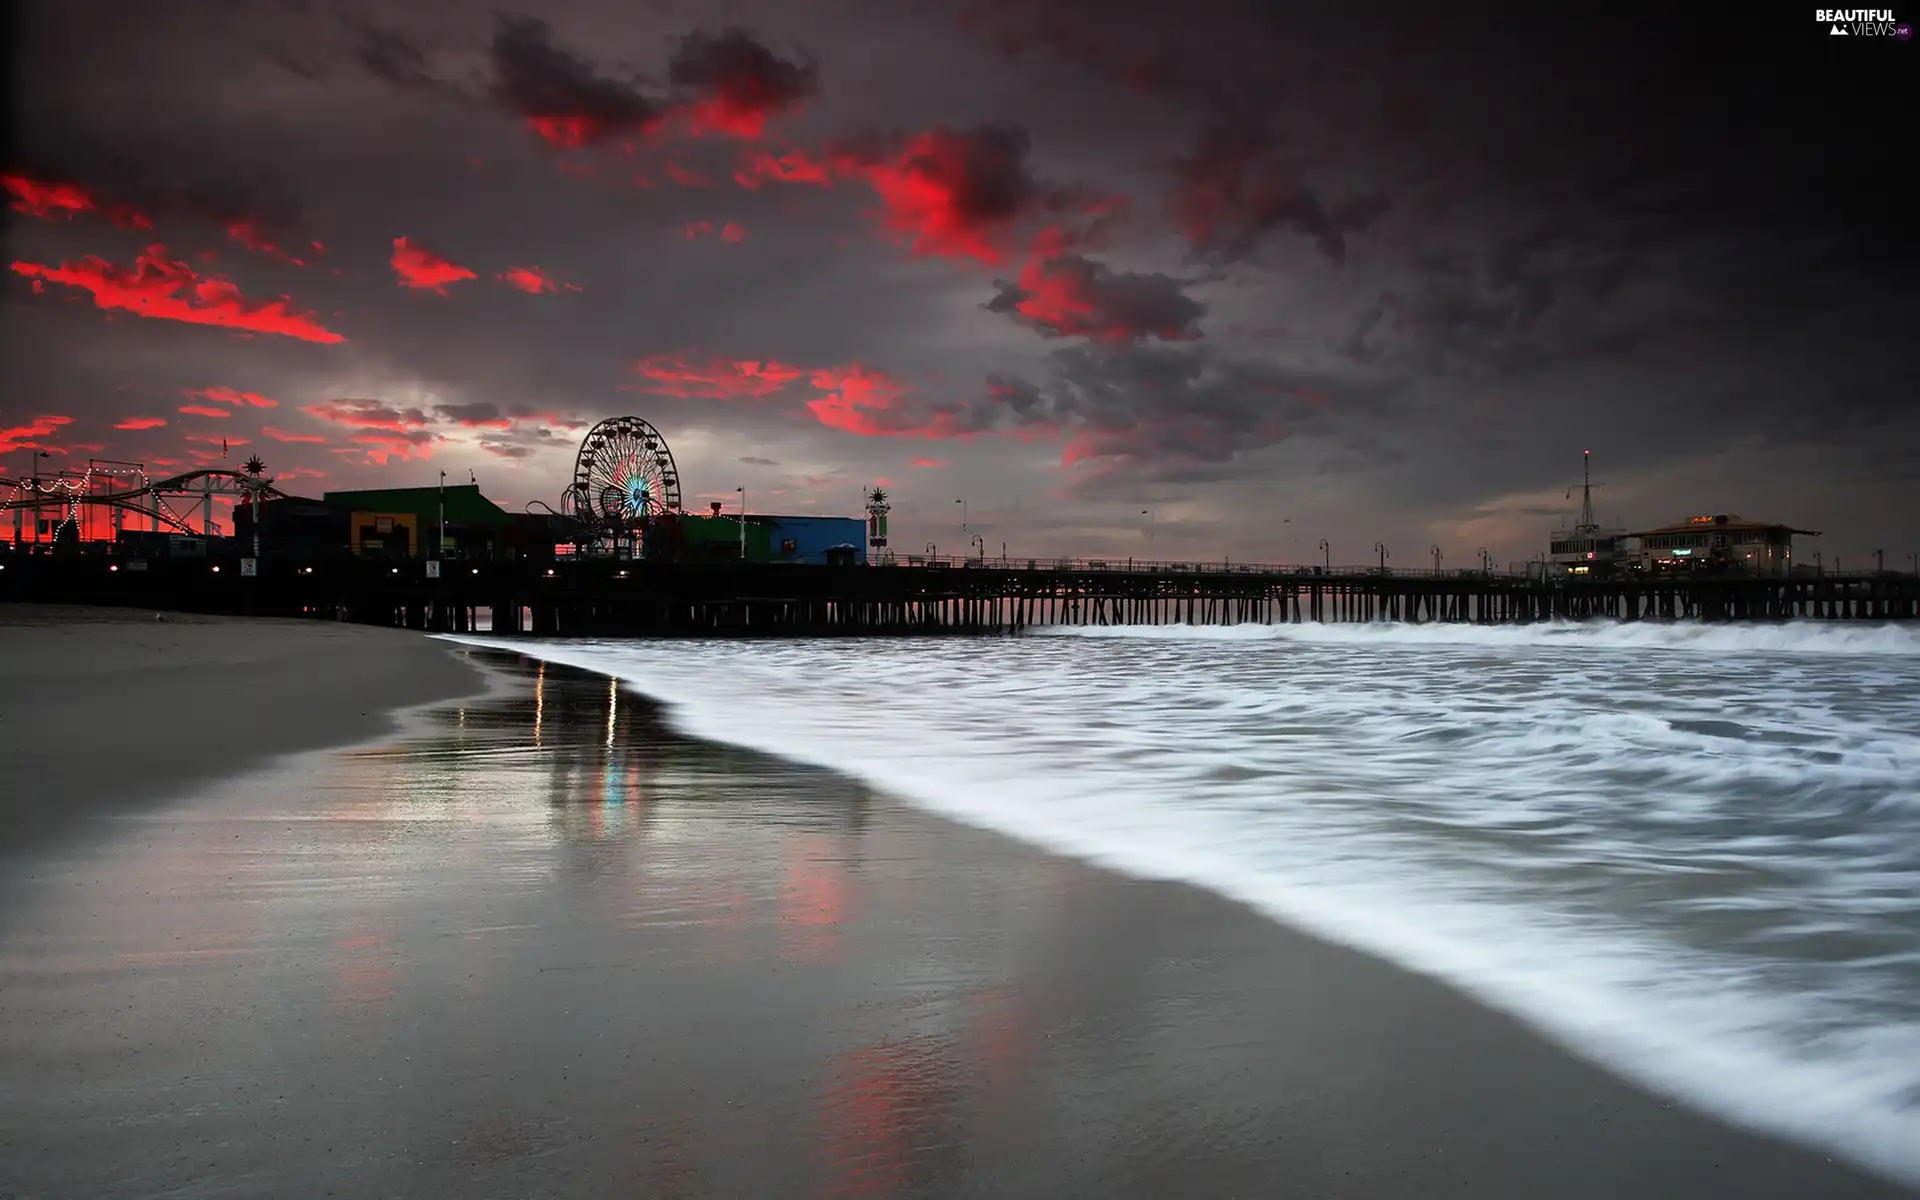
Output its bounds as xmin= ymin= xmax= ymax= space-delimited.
xmin=452 ymin=620 xmax=1920 ymax=1186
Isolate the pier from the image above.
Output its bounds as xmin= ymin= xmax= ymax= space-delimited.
xmin=4 ymin=553 xmax=1917 ymax=633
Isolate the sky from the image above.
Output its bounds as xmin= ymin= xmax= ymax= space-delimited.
xmin=2 ymin=1 xmax=1916 ymax=568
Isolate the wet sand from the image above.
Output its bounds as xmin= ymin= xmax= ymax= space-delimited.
xmin=0 ymin=605 xmax=487 ymax=867
xmin=0 ymin=644 xmax=1908 ymax=1198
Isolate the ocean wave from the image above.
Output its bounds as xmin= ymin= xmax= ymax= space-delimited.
xmin=1031 ymin=619 xmax=1920 ymax=655
xmin=446 ymin=631 xmax=1920 ymax=1187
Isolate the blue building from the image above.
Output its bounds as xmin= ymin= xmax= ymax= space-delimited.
xmin=749 ymin=514 xmax=865 ymax=565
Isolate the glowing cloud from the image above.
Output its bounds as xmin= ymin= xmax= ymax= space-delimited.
xmin=1 ymin=414 xmax=75 ymax=453
xmin=390 ymin=237 xmax=477 ymax=293
xmin=115 ymin=416 xmax=168 ymax=431
xmin=666 ymin=27 xmax=818 ymax=140
xmin=190 ymin=385 xmax=278 ymax=408
xmin=829 ymin=124 xmax=1040 ymax=266
xmin=2 ymin=174 xmax=152 ymax=228
xmin=226 ymin=220 xmax=318 ymax=266
xmin=636 ymin=354 xmax=804 ymax=399
xmin=732 ymin=147 xmax=833 ymax=189
xmin=499 ymin=265 xmax=558 ymax=294
xmin=10 ymin=246 xmax=345 ymax=343
xmin=178 ymin=404 xmax=232 ymax=418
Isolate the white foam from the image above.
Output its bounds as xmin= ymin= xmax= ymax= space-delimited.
xmin=445 ymin=628 xmax=1920 ymax=1187
xmin=1034 ymin=618 xmax=1920 ymax=655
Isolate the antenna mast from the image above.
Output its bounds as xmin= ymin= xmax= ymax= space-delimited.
xmin=1580 ymin=449 xmax=1594 ymax=530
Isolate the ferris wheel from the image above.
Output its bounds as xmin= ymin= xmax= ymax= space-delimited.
xmin=562 ymin=417 xmax=682 ymax=533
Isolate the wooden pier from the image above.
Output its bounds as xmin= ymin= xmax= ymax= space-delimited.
xmin=4 ymin=553 xmax=1917 ymax=633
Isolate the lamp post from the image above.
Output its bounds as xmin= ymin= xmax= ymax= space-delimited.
xmin=1318 ymin=538 xmax=1330 ymax=572
xmin=955 ymin=498 xmax=967 ymax=545
xmin=1874 ymin=548 xmax=1884 ymax=575
xmin=1431 ymin=544 xmax=1443 ymax=573
xmin=1478 ymin=546 xmax=1491 ymax=575
xmin=1911 ymin=551 xmax=1918 ymax=578
xmin=438 ymin=470 xmax=447 ymax=560
xmin=736 ymin=486 xmax=746 ymax=560
xmin=1141 ymin=509 xmax=1154 ymax=558
xmin=1375 ymin=542 xmax=1389 ymax=572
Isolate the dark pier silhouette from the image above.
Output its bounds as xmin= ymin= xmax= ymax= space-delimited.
xmin=5 ymin=554 xmax=1917 ymax=633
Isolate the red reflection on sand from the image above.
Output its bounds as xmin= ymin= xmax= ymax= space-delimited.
xmin=330 ymin=924 xmax=398 ymax=1011
xmin=816 ymin=1036 xmax=955 ymax=1198
xmin=970 ymin=984 xmax=1026 ymax=1093
xmin=780 ymin=834 xmax=849 ymax=962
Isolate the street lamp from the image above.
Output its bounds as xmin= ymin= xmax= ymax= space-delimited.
xmin=1375 ymin=542 xmax=1389 ymax=572
xmin=1141 ymin=509 xmax=1154 ymax=557
xmin=1318 ymin=538 xmax=1330 ymax=572
xmin=438 ymin=469 xmax=447 ymax=560
xmin=736 ymin=486 xmax=746 ymax=560
xmin=1478 ymin=546 xmax=1491 ymax=575
xmin=955 ymin=497 xmax=967 ymax=543
xmin=1431 ymin=544 xmax=1443 ymax=573
xmin=1910 ymin=551 xmax=1918 ymax=578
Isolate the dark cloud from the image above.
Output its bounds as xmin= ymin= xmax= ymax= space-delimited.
xmin=350 ymin=21 xmax=437 ymax=90
xmin=1171 ymin=118 xmax=1389 ymax=264
xmin=738 ymin=455 xmax=779 ymax=465
xmin=985 ymin=254 xmax=1206 ymax=343
xmin=667 ymin=26 xmax=817 ymax=138
xmin=486 ymin=13 xmax=663 ymax=147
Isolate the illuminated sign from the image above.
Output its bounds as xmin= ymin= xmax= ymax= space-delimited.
xmin=1688 ymin=516 xmax=1715 ymax=524
xmin=1671 ymin=548 xmax=1693 ymax=556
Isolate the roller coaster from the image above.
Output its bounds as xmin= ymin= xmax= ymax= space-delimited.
xmin=2 ymin=455 xmax=286 ymax=547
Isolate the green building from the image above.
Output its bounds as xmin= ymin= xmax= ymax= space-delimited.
xmin=323 ymin=485 xmax=514 ymax=558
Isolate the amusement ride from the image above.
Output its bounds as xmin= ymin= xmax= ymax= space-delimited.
xmin=3 ymin=453 xmax=284 ymax=549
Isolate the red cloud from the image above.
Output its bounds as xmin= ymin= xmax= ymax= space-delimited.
xmin=986 ymin=253 xmax=1205 ymax=343
xmin=302 ymin=399 xmax=431 ymax=433
xmin=347 ymin=430 xmax=438 ymax=464
xmin=909 ymin=456 xmax=947 ymax=468
xmin=226 ymin=220 xmax=317 ymax=266
xmin=390 ymin=237 xmax=477 ymax=293
xmin=2 ymin=174 xmax=152 ymax=228
xmin=664 ymin=162 xmax=714 ymax=188
xmin=804 ymin=365 xmax=912 ymax=436
xmin=184 ymin=434 xmax=248 ymax=446
xmin=10 ymin=246 xmax=345 ymax=343
xmin=666 ymin=28 xmax=818 ymax=141
xmin=262 ymin=425 xmax=326 ymax=443
xmin=636 ymin=354 xmax=804 ymax=399
xmin=499 ymin=265 xmax=558 ymax=294
xmin=178 ymin=404 xmax=232 ymax=418
xmin=680 ymin=220 xmax=747 ymax=243
xmin=190 ymin=385 xmax=278 ymax=408
xmin=829 ymin=125 xmax=1040 ymax=266
xmin=732 ymin=147 xmax=833 ymax=189
xmin=1 ymin=414 xmax=75 ymax=453
xmin=115 ymin=416 xmax=168 ymax=431
xmin=3 ymin=173 xmax=94 ymax=220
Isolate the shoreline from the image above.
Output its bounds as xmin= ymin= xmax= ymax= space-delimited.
xmin=0 ymin=628 xmax=1908 ymax=1195
xmin=0 ymin=605 xmax=490 ymax=873
xmin=453 ymin=636 xmax=1920 ymax=1194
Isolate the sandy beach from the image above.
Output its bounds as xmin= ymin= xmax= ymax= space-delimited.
xmin=0 ymin=605 xmax=486 ymax=868
xmin=0 ymin=624 xmax=1908 ymax=1197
